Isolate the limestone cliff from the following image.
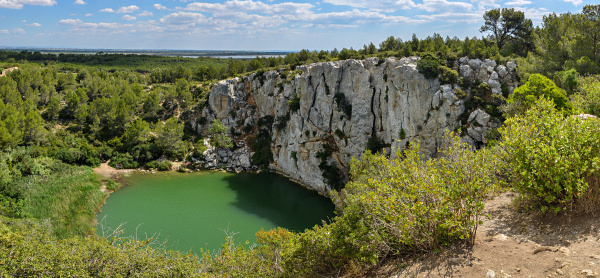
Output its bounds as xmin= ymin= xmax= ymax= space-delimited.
xmin=191 ymin=56 xmax=518 ymax=195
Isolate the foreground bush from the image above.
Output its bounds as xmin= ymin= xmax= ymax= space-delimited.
xmin=499 ymin=98 xmax=600 ymax=213
xmin=281 ymin=135 xmax=500 ymax=276
xmin=0 ymin=218 xmax=206 ymax=277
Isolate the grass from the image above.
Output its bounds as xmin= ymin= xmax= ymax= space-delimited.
xmin=21 ymin=164 xmax=105 ymax=238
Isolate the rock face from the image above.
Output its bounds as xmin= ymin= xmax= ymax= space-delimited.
xmin=191 ymin=56 xmax=518 ymax=195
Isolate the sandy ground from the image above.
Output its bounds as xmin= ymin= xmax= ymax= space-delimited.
xmin=93 ymin=162 xmax=184 ymax=193
xmin=364 ymin=192 xmax=600 ymax=278
xmin=0 ymin=67 xmax=18 ymax=77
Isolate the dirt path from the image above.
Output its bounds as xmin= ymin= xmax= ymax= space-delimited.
xmin=0 ymin=67 xmax=18 ymax=77
xmin=370 ymin=192 xmax=600 ymax=277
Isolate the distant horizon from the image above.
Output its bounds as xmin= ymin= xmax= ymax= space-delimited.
xmin=0 ymin=0 xmax=593 ymax=51
xmin=0 ymin=46 xmax=293 ymax=53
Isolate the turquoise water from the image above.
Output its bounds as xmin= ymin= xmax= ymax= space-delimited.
xmin=96 ymin=171 xmax=335 ymax=253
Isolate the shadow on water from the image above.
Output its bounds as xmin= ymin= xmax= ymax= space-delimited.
xmin=222 ymin=172 xmax=336 ymax=232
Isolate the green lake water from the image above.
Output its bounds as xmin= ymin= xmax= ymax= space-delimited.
xmin=96 ymin=171 xmax=335 ymax=253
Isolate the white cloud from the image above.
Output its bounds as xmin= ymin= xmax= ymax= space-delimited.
xmin=416 ymin=0 xmax=473 ymax=12
xmin=153 ymin=3 xmax=167 ymax=10
xmin=562 ymin=0 xmax=582 ymax=5
xmin=12 ymin=27 xmax=25 ymax=34
xmin=85 ymin=13 xmax=92 ymax=16
xmin=27 ymin=22 xmax=41 ymax=26
xmin=74 ymin=0 xmax=85 ymax=5
xmin=122 ymin=15 xmax=137 ymax=20
xmin=99 ymin=8 xmax=114 ymax=12
xmin=160 ymin=12 xmax=208 ymax=26
xmin=139 ymin=11 xmax=153 ymax=17
xmin=418 ymin=11 xmax=482 ymax=23
xmin=505 ymin=0 xmax=532 ymax=6
xmin=0 ymin=29 xmax=9 ymax=34
xmin=58 ymin=18 xmax=83 ymax=25
xmin=185 ymin=1 xmax=315 ymax=15
xmin=117 ymin=5 xmax=139 ymax=13
xmin=322 ymin=0 xmax=417 ymax=11
xmin=0 ymin=0 xmax=56 ymax=9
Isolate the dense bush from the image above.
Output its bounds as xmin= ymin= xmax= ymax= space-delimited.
xmin=417 ymin=53 xmax=440 ymax=79
xmin=108 ymin=152 xmax=139 ymax=169
xmin=438 ymin=65 xmax=458 ymax=84
xmin=499 ymin=98 xmax=600 ymax=213
xmin=146 ymin=160 xmax=173 ymax=171
xmin=282 ymin=136 xmax=499 ymax=275
xmin=506 ymin=74 xmax=572 ymax=116
xmin=106 ymin=180 xmax=120 ymax=191
xmin=209 ymin=119 xmax=233 ymax=149
xmin=0 ymin=218 xmax=206 ymax=277
xmin=571 ymin=75 xmax=600 ymax=116
xmin=365 ymin=135 xmax=385 ymax=153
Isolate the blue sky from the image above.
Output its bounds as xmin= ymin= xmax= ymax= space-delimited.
xmin=0 ymin=0 xmax=594 ymax=51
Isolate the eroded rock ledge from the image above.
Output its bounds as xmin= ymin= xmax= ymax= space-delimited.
xmin=191 ymin=56 xmax=518 ymax=195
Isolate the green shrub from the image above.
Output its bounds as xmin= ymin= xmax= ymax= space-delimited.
xmin=0 ymin=218 xmax=207 ymax=277
xmin=438 ymin=65 xmax=458 ymax=84
xmin=108 ymin=153 xmax=139 ymax=169
xmin=146 ymin=160 xmax=172 ymax=171
xmin=366 ymin=135 xmax=385 ymax=153
xmin=250 ymin=129 xmax=273 ymax=168
xmin=209 ymin=119 xmax=233 ymax=149
xmin=571 ymin=75 xmax=600 ymax=116
xmin=106 ymin=180 xmax=120 ymax=191
xmin=417 ymin=53 xmax=440 ymax=79
xmin=283 ymin=135 xmax=499 ymax=275
xmin=289 ymin=94 xmax=300 ymax=112
xmin=507 ymin=74 xmax=572 ymax=116
xmin=398 ymin=128 xmax=406 ymax=139
xmin=499 ymin=98 xmax=600 ymax=213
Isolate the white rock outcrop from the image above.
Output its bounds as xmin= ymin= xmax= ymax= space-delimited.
xmin=192 ymin=56 xmax=517 ymax=194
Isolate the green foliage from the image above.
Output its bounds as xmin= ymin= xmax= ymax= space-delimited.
xmin=0 ymin=218 xmax=206 ymax=277
xmin=108 ymin=152 xmax=139 ymax=169
xmin=506 ymin=74 xmax=572 ymax=117
xmin=283 ymin=136 xmax=499 ymax=275
xmin=315 ymin=143 xmax=343 ymax=190
xmin=366 ymin=135 xmax=385 ymax=153
xmin=146 ymin=160 xmax=173 ymax=171
xmin=209 ymin=119 xmax=233 ymax=149
xmin=288 ymin=94 xmax=300 ymax=113
xmin=499 ymin=98 xmax=600 ymax=213
xmin=334 ymin=129 xmax=345 ymax=139
xmin=250 ymin=129 xmax=273 ymax=168
xmin=106 ymin=180 xmax=120 ymax=191
xmin=398 ymin=128 xmax=406 ymax=140
xmin=417 ymin=53 xmax=440 ymax=79
xmin=553 ymin=69 xmax=579 ymax=94
xmin=480 ymin=8 xmax=533 ymax=54
xmin=438 ymin=65 xmax=458 ymax=84
xmin=571 ymin=75 xmax=600 ymax=116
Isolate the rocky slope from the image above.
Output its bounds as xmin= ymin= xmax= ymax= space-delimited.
xmin=191 ymin=56 xmax=518 ymax=195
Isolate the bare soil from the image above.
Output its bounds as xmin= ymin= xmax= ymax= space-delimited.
xmin=371 ymin=192 xmax=600 ymax=278
xmin=0 ymin=67 xmax=18 ymax=77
